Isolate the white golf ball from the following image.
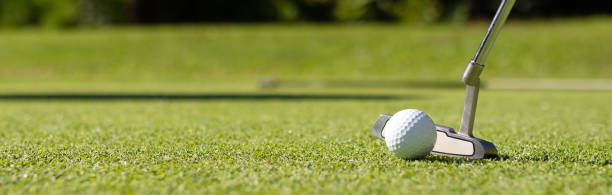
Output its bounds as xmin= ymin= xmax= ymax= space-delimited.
xmin=382 ymin=109 xmax=437 ymax=159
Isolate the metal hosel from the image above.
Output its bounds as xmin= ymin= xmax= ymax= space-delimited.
xmin=459 ymin=60 xmax=483 ymax=136
xmin=459 ymin=83 xmax=480 ymax=136
xmin=461 ymin=60 xmax=484 ymax=86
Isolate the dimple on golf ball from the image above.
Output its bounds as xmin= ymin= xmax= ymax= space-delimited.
xmin=382 ymin=109 xmax=437 ymax=159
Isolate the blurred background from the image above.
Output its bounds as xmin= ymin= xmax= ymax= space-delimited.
xmin=0 ymin=0 xmax=611 ymax=92
xmin=1 ymin=0 xmax=612 ymax=27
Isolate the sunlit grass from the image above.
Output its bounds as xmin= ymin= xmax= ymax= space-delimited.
xmin=0 ymin=17 xmax=611 ymax=194
xmin=0 ymin=89 xmax=610 ymax=194
xmin=0 ymin=17 xmax=610 ymax=86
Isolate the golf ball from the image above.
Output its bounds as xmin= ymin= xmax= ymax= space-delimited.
xmin=382 ymin=109 xmax=437 ymax=159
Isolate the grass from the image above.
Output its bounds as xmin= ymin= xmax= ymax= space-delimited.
xmin=0 ymin=17 xmax=611 ymax=86
xmin=0 ymin=17 xmax=611 ymax=194
xmin=1 ymin=90 xmax=610 ymax=194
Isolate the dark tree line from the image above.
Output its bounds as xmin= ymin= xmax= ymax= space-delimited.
xmin=0 ymin=0 xmax=610 ymax=28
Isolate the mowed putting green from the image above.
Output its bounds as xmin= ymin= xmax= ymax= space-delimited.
xmin=1 ymin=18 xmax=611 ymax=194
xmin=1 ymin=89 xmax=610 ymax=193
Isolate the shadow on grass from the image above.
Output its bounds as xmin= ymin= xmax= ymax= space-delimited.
xmin=0 ymin=93 xmax=419 ymax=101
xmin=259 ymin=79 xmax=464 ymax=89
xmin=424 ymin=154 xmax=610 ymax=166
xmin=421 ymin=154 xmax=511 ymax=164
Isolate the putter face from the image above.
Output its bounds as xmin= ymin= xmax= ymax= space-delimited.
xmin=431 ymin=125 xmax=497 ymax=159
xmin=372 ymin=114 xmax=497 ymax=159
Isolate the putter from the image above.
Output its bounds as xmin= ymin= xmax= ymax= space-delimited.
xmin=371 ymin=0 xmax=516 ymax=159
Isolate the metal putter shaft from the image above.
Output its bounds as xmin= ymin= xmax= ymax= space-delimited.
xmin=372 ymin=0 xmax=516 ymax=159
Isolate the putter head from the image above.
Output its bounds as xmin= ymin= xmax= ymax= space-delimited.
xmin=372 ymin=114 xmax=497 ymax=159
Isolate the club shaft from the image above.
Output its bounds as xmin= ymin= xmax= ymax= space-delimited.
xmin=459 ymin=0 xmax=515 ymax=136
xmin=473 ymin=0 xmax=516 ymax=64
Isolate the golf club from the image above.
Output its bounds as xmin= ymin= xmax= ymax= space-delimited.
xmin=371 ymin=0 xmax=516 ymax=159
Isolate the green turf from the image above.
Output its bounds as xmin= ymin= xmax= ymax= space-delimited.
xmin=1 ymin=89 xmax=610 ymax=194
xmin=0 ymin=18 xmax=611 ymax=194
xmin=0 ymin=17 xmax=611 ymax=87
